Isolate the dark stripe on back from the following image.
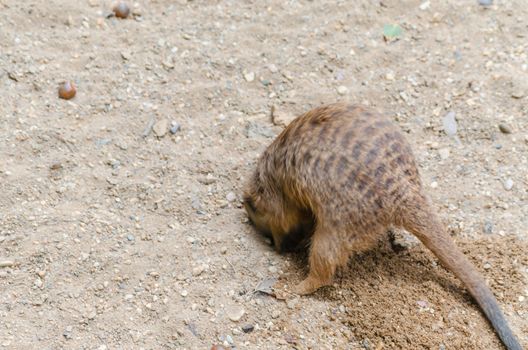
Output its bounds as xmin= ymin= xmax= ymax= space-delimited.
xmin=357 ymin=176 xmax=368 ymax=192
xmin=390 ymin=141 xmax=402 ymax=153
xmin=340 ymin=128 xmax=357 ymax=149
xmin=365 ymin=147 xmax=379 ymax=166
xmin=323 ymin=154 xmax=336 ymax=173
xmin=375 ymin=164 xmax=386 ymax=178
xmin=352 ymin=141 xmax=363 ymax=159
xmin=337 ymin=155 xmax=348 ymax=177
xmin=316 ymin=122 xmax=332 ymax=144
xmin=302 ymin=151 xmax=313 ymax=165
xmin=363 ymin=125 xmax=376 ymax=135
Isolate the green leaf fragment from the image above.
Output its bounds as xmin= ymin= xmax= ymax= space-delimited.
xmin=383 ymin=24 xmax=402 ymax=39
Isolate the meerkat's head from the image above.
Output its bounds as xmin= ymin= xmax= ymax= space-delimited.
xmin=243 ymin=179 xmax=273 ymax=239
xmin=243 ymin=163 xmax=294 ymax=252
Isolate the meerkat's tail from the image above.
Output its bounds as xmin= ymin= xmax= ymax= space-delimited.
xmin=401 ymin=199 xmax=523 ymax=350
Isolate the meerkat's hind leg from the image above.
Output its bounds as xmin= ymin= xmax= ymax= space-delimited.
xmin=292 ymin=226 xmax=349 ymax=295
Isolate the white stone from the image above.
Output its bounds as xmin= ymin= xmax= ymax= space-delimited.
xmin=337 ymin=85 xmax=348 ymax=95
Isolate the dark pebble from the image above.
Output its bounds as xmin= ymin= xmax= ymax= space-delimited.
xmin=498 ymin=123 xmax=512 ymax=134
xmin=242 ymin=324 xmax=254 ymax=333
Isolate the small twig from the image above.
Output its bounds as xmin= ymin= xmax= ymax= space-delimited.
xmin=224 ymin=257 xmax=236 ymax=274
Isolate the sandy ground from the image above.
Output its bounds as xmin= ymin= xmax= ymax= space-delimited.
xmin=0 ymin=0 xmax=527 ymax=349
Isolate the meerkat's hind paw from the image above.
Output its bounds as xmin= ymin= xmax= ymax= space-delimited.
xmin=388 ymin=229 xmax=408 ymax=253
xmin=291 ymin=276 xmax=331 ymax=295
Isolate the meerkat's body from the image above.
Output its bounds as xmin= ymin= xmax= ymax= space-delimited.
xmin=243 ymin=103 xmax=522 ymax=350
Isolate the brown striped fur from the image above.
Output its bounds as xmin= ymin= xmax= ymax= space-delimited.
xmin=243 ymin=103 xmax=522 ymax=350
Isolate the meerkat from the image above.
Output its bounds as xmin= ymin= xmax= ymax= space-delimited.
xmin=243 ymin=103 xmax=523 ymax=350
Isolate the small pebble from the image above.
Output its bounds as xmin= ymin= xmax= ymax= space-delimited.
xmin=337 ymin=85 xmax=348 ymax=95
xmin=442 ymin=111 xmax=457 ymax=136
xmin=483 ymin=221 xmax=493 ymax=234
xmin=419 ymin=1 xmax=430 ymax=10
xmin=438 ymin=148 xmax=450 ymax=160
xmin=271 ymin=105 xmax=296 ymax=127
xmin=170 ymin=121 xmax=181 ymax=134
xmin=361 ymin=339 xmax=371 ymax=349
xmin=50 ymin=162 xmax=63 ymax=170
xmin=511 ymin=90 xmax=525 ymax=99
xmin=242 ymin=324 xmax=254 ymax=333
xmin=227 ymin=305 xmax=245 ymax=322
xmin=192 ymin=265 xmax=205 ymax=276
xmin=478 ymin=0 xmax=492 ymax=6
xmin=211 ymin=345 xmax=227 ymax=350
xmin=226 ymin=192 xmax=237 ymax=202
xmin=127 ymin=234 xmax=135 ymax=241
xmin=483 ymin=263 xmax=492 ymax=270
xmin=0 ymin=260 xmax=15 ymax=268
xmin=503 ymin=178 xmax=514 ymax=191
xmin=268 ymin=64 xmax=278 ymax=73
xmin=63 ymin=326 xmax=73 ymax=339
xmin=243 ymin=71 xmax=255 ymax=82
xmin=153 ymin=119 xmax=168 ymax=137
xmin=121 ymin=51 xmax=131 ymax=60
xmin=498 ymin=123 xmax=512 ymax=134
xmin=113 ymin=2 xmax=130 ymax=18
xmin=58 ymin=81 xmax=76 ymax=100
xmin=271 ymin=309 xmax=281 ymax=319
xmin=225 ymin=335 xmax=234 ymax=345
xmin=417 ymin=300 xmax=428 ymax=309
xmin=180 ymin=290 xmax=188 ymax=297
